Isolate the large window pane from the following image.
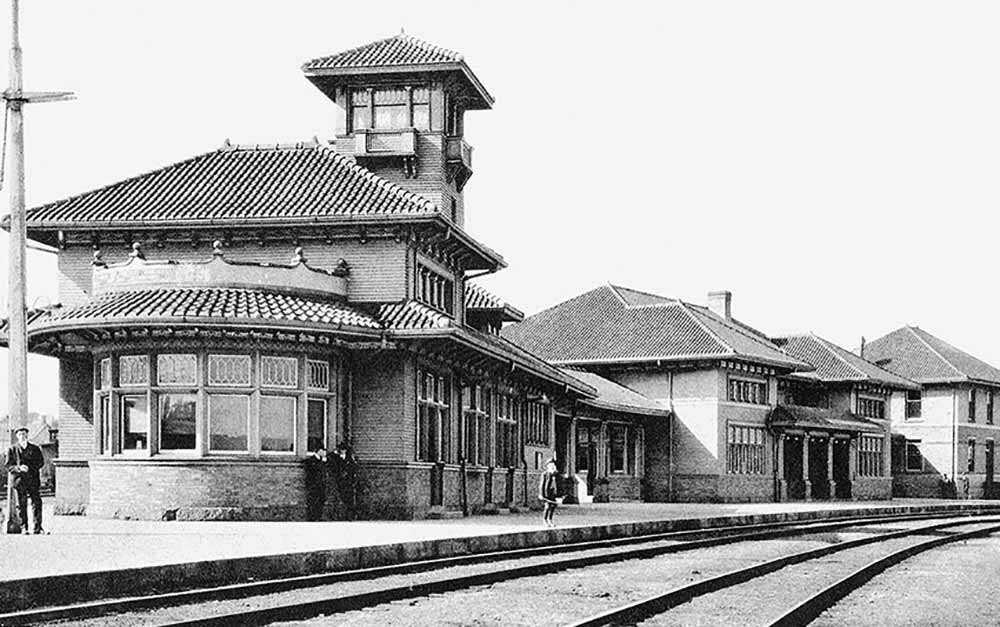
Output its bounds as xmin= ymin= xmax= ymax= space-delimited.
xmin=121 ymin=395 xmax=148 ymax=451
xmin=209 ymin=395 xmax=249 ymax=452
xmin=160 ymin=393 xmax=197 ymax=450
xmin=261 ymin=395 xmax=295 ymax=453
xmin=307 ymin=398 xmax=327 ymax=453
xmin=374 ymin=104 xmax=407 ymax=129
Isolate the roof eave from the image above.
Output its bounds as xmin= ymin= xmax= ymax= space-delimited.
xmin=550 ymin=354 xmax=808 ymax=372
xmin=303 ymin=61 xmax=494 ymax=109
xmin=23 ymin=213 xmax=507 ymax=272
xmin=579 ymin=398 xmax=671 ymax=418
xmin=393 ymin=327 xmax=594 ymax=397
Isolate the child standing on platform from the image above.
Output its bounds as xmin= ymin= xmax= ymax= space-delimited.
xmin=538 ymin=459 xmax=560 ymax=527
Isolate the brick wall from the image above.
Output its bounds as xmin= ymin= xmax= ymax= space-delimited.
xmin=673 ymin=474 xmax=721 ymax=502
xmin=351 ymin=352 xmax=412 ymax=462
xmin=716 ymin=474 xmax=773 ymax=502
xmin=87 ymin=459 xmax=307 ymax=520
xmin=58 ymin=358 xmax=93 ymax=459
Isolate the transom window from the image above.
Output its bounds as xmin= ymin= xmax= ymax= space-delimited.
xmin=856 ymin=396 xmax=886 ymax=420
xmin=99 ymin=358 xmax=111 ymax=389
xmin=858 ymin=435 xmax=884 ymax=477
xmin=728 ymin=377 xmax=768 ymax=405
xmin=351 ymin=86 xmax=432 ymax=132
xmin=157 ymin=354 xmax=197 ymax=386
xmin=208 ymin=354 xmax=252 ymax=387
xmin=119 ymin=355 xmax=149 ymax=387
xmin=307 ymin=360 xmax=331 ymax=391
xmin=261 ymin=356 xmax=298 ymax=389
xmin=726 ymin=425 xmax=766 ymax=474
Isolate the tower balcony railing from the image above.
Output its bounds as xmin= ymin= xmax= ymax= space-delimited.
xmin=353 ymin=128 xmax=417 ymax=157
xmin=445 ymin=136 xmax=473 ymax=171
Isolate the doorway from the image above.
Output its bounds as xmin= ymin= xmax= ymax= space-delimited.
xmin=575 ymin=421 xmax=600 ymax=496
xmin=808 ymin=437 xmax=830 ymax=500
xmin=783 ymin=436 xmax=806 ymax=500
xmin=833 ymin=438 xmax=851 ymax=499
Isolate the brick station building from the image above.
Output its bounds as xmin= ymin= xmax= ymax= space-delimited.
xmin=1 ymin=34 xmax=659 ymax=521
xmin=866 ymin=326 xmax=1000 ymax=499
xmin=505 ymin=285 xmax=904 ymax=503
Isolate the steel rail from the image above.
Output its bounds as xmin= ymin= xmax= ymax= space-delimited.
xmin=0 ymin=509 xmax=992 ymax=626
xmin=564 ymin=516 xmax=1000 ymax=627
xmin=767 ymin=521 xmax=1000 ymax=626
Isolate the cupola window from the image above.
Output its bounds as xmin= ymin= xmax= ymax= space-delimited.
xmin=351 ymin=86 xmax=432 ymax=132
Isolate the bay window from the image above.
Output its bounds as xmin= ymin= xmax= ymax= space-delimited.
xmin=95 ymin=351 xmax=336 ymax=458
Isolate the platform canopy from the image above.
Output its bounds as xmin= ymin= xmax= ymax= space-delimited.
xmin=767 ymin=404 xmax=883 ymax=435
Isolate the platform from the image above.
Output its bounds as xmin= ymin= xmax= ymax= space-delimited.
xmin=2 ymin=498 xmax=998 ymax=611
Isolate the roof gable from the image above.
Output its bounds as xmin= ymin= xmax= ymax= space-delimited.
xmin=303 ymin=34 xmax=462 ymax=70
xmin=774 ymin=333 xmax=918 ymax=390
xmin=502 ymin=284 xmax=807 ymax=370
xmin=865 ymin=326 xmax=1000 ymax=385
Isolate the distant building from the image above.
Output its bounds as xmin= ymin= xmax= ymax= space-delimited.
xmin=865 ymin=326 xmax=1000 ymax=498
xmin=504 ymin=285 xmax=815 ymax=502
xmin=770 ymin=333 xmax=918 ymax=501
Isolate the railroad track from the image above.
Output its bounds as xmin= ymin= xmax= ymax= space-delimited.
xmin=568 ymin=516 xmax=1000 ymax=626
xmin=1 ymin=509 xmax=996 ymax=626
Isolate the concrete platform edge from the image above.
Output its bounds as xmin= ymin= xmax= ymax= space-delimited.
xmin=3 ymin=502 xmax=999 ymax=611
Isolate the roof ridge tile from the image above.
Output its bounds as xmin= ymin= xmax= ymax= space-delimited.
xmin=677 ymin=301 xmax=734 ymax=355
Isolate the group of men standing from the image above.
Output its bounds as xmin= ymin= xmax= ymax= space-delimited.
xmin=305 ymin=444 xmax=359 ymax=521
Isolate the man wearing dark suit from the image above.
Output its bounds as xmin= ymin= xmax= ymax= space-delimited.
xmin=5 ymin=427 xmax=45 ymax=534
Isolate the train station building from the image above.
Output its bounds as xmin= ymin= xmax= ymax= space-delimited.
xmin=865 ymin=326 xmax=1000 ymax=499
xmin=504 ymin=286 xmax=910 ymax=503
xmin=3 ymin=34 xmax=661 ymax=520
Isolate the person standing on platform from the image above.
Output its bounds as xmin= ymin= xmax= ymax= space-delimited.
xmin=959 ymin=472 xmax=971 ymax=500
xmin=331 ymin=443 xmax=359 ymax=520
xmin=305 ymin=447 xmax=329 ymax=521
xmin=5 ymin=427 xmax=45 ymax=534
xmin=538 ymin=458 xmax=560 ymax=528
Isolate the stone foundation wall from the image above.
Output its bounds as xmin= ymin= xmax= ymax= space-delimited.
xmin=852 ymin=476 xmax=892 ymax=501
xmin=606 ymin=475 xmax=641 ymax=501
xmin=893 ymin=472 xmax=951 ymax=498
xmin=717 ymin=474 xmax=774 ymax=502
xmin=87 ymin=459 xmax=307 ymax=520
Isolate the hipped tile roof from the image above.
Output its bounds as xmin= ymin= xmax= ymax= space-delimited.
xmin=501 ymin=285 xmax=808 ymax=370
xmin=303 ymin=33 xmax=462 ymax=71
xmin=560 ymin=369 xmax=669 ymax=417
xmin=864 ymin=326 xmax=1000 ymax=386
xmin=23 ymin=142 xmax=438 ymax=227
xmin=773 ymin=333 xmax=919 ymax=390
xmin=32 ymin=288 xmax=382 ymax=331
xmin=464 ymin=282 xmax=524 ymax=322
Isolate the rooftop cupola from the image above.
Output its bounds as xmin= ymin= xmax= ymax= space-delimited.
xmin=302 ymin=33 xmax=493 ymax=227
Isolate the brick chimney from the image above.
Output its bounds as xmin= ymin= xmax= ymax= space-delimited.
xmin=707 ymin=290 xmax=732 ymax=321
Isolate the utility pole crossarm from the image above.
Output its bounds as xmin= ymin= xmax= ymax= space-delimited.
xmin=2 ymin=90 xmax=74 ymax=103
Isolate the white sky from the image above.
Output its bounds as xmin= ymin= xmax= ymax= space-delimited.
xmin=2 ymin=0 xmax=1000 ymax=417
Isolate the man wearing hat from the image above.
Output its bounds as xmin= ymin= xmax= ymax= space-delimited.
xmin=5 ymin=426 xmax=45 ymax=534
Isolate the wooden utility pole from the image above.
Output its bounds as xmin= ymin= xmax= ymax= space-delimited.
xmin=3 ymin=0 xmax=72 ymax=534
